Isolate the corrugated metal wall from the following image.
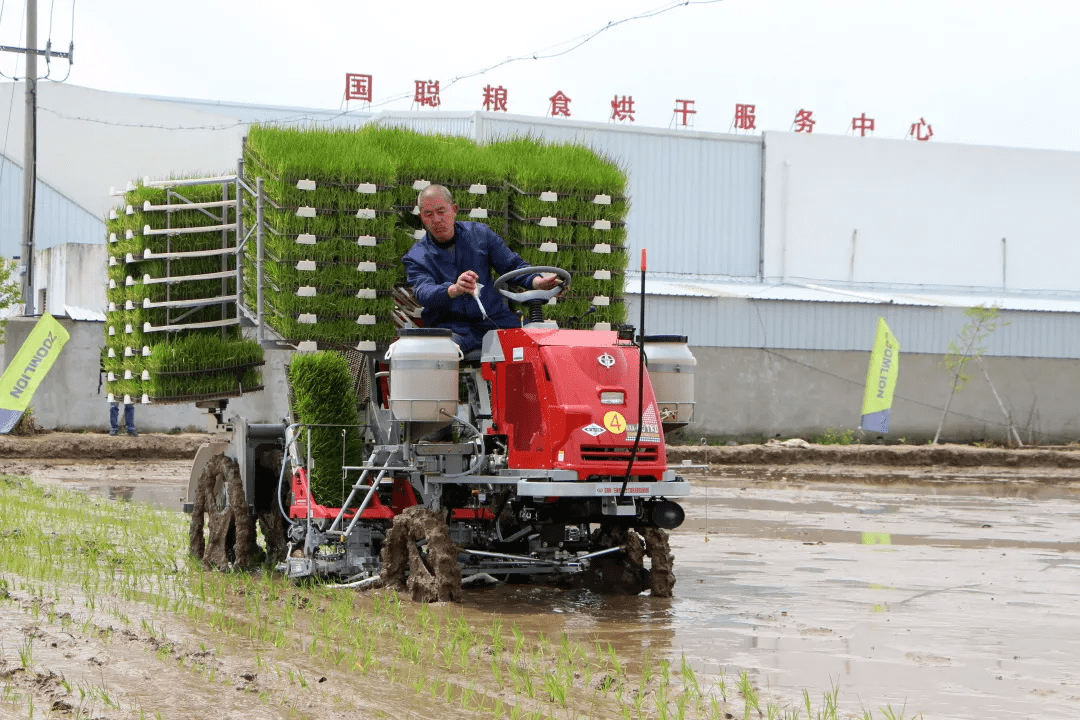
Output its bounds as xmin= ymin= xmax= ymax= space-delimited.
xmin=628 ymin=295 xmax=1080 ymax=359
xmin=0 ymin=154 xmax=104 ymax=259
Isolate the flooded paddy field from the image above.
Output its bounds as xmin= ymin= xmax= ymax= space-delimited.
xmin=1 ymin=435 xmax=1078 ymax=719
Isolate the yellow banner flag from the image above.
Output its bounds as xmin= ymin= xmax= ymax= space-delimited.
xmin=860 ymin=318 xmax=900 ymax=433
xmin=0 ymin=314 xmax=70 ymax=433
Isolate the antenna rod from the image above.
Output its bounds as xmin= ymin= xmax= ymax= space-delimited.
xmin=619 ymin=249 xmax=647 ymax=499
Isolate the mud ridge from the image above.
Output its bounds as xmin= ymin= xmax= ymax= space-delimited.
xmin=0 ymin=432 xmax=209 ymax=460
xmin=666 ymin=442 xmax=1080 ymax=468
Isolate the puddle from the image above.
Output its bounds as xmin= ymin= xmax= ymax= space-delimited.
xmin=462 ymin=471 xmax=1080 ymax=718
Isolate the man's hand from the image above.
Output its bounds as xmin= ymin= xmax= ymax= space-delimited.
xmin=532 ymin=273 xmax=563 ymax=291
xmin=449 ymin=270 xmax=479 ymax=298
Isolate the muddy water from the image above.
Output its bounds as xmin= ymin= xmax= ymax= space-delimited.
xmin=0 ymin=458 xmax=191 ymax=509
xmin=19 ymin=459 xmax=1080 ymax=719
xmin=462 ymin=470 xmax=1080 ymax=719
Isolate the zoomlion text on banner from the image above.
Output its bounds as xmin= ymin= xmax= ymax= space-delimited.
xmin=0 ymin=314 xmax=70 ymax=433
xmin=860 ymin=318 xmax=900 ymax=434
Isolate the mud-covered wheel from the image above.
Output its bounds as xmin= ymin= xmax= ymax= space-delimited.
xmin=380 ymin=506 xmax=462 ymax=602
xmin=253 ymin=448 xmax=289 ymax=564
xmin=189 ymin=455 xmax=256 ymax=570
xmin=584 ymin=525 xmax=650 ymax=595
xmin=580 ymin=525 xmax=675 ymax=597
xmin=643 ymin=527 xmax=675 ymax=598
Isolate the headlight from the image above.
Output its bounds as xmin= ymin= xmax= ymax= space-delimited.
xmin=600 ymin=391 xmax=624 ymax=405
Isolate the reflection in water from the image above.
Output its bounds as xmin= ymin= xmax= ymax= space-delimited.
xmin=108 ymin=485 xmax=135 ymax=502
xmin=464 ymin=583 xmax=677 ymax=672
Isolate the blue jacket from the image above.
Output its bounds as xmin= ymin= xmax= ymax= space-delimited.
xmin=403 ymin=221 xmax=535 ymax=352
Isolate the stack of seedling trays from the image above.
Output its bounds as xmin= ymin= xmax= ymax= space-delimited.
xmin=388 ymin=130 xmax=511 ymax=240
xmin=242 ymin=126 xmax=408 ymax=352
xmin=488 ymin=137 xmax=629 ymax=329
xmin=103 ymin=179 xmax=264 ymax=405
xmin=238 ymin=124 xmax=630 ymax=346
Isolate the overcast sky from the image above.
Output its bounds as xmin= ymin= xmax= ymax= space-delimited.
xmin=2 ymin=0 xmax=1079 ymax=151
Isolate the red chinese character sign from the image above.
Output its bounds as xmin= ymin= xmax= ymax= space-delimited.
xmin=611 ymin=95 xmax=635 ymax=122
xmin=908 ymin=117 xmax=933 ymax=141
xmin=793 ymin=109 xmax=816 ymax=133
xmin=414 ymin=80 xmax=441 ymax=108
xmin=345 ymin=74 xmax=372 ymax=103
xmin=549 ymin=91 xmax=571 ymax=118
xmin=483 ymin=85 xmax=508 ymax=112
xmin=674 ymin=99 xmax=696 ymax=128
xmin=733 ymin=103 xmax=756 ymax=132
xmin=851 ymin=113 xmax=875 ymax=137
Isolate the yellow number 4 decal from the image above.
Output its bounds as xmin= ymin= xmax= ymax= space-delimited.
xmin=603 ymin=411 xmax=626 ymax=434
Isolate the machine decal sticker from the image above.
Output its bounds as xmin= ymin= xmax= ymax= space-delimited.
xmin=603 ymin=411 xmax=627 ymax=434
xmin=624 ymin=404 xmax=662 ymax=443
xmin=597 ymin=353 xmax=616 ymax=368
xmin=582 ymin=423 xmax=606 ymax=437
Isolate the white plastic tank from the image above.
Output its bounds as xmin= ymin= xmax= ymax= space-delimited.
xmin=385 ymin=328 xmax=462 ymax=423
xmin=643 ymin=335 xmax=696 ymax=427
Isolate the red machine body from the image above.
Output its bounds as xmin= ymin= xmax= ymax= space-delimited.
xmin=482 ymin=327 xmax=667 ymax=481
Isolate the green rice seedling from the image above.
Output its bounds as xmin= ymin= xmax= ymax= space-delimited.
xmin=16 ymin=638 xmax=32 ymax=669
xmin=640 ymin=649 xmax=653 ymax=688
xmin=543 ymin=672 xmax=567 ymax=706
xmin=680 ymin=654 xmax=701 ymax=699
xmin=606 ymin=643 xmax=624 ymax=678
xmin=878 ymin=703 xmax=918 ymax=720
xmin=738 ymin=671 xmax=760 ymax=718
xmin=460 ymin=683 xmax=476 ymax=709
xmin=288 ymin=351 xmax=365 ymax=506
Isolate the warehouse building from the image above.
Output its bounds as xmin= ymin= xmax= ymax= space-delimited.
xmin=1 ymin=82 xmax=1078 ymax=442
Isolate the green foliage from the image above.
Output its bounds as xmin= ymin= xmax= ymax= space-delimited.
xmin=942 ymin=306 xmax=1005 ymax=390
xmin=0 ymin=258 xmax=21 ymax=341
xmin=933 ymin=306 xmax=1007 ymax=444
xmin=288 ymin=352 xmax=365 ymax=506
xmin=814 ymin=427 xmax=855 ymax=445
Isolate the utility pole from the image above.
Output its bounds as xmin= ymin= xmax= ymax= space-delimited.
xmin=0 ymin=0 xmax=73 ymax=315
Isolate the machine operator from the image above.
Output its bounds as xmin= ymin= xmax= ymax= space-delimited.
xmin=403 ymin=184 xmax=562 ymax=355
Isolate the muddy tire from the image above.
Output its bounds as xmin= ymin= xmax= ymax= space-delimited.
xmin=580 ymin=525 xmax=650 ymax=595
xmin=643 ymin=527 xmax=675 ymax=598
xmin=380 ymin=506 xmax=462 ymax=603
xmin=188 ymin=455 xmax=256 ymax=570
xmin=254 ymin=448 xmax=289 ymax=564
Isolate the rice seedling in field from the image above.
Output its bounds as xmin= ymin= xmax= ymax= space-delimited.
xmin=0 ymin=474 xmax=918 ymax=720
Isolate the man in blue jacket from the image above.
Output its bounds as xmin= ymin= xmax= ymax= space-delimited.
xmin=403 ymin=184 xmax=561 ymax=354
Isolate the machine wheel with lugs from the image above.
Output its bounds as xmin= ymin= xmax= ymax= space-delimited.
xmin=189 ymin=454 xmax=256 ymax=570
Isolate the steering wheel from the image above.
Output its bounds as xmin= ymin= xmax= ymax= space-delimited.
xmin=493 ymin=265 xmax=571 ymax=304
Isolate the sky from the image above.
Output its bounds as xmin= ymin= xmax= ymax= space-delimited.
xmin=1 ymin=0 xmax=1079 ymax=151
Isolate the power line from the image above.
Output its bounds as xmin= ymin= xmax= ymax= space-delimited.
xmin=360 ymin=0 xmax=726 ymax=110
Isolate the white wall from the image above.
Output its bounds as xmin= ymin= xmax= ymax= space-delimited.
xmin=36 ymin=243 xmax=108 ymax=314
xmin=0 ymin=83 xmax=247 ymax=224
xmin=761 ymin=132 xmax=1080 ymax=292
